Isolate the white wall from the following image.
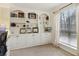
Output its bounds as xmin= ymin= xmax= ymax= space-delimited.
xmin=0 ymin=3 xmax=11 ymax=8
xmin=76 ymin=4 xmax=79 ymax=55
xmin=0 ymin=4 xmax=11 ymax=35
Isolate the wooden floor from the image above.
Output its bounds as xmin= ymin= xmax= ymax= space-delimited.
xmin=10 ymin=44 xmax=73 ymax=56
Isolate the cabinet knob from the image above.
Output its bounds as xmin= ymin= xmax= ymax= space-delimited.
xmin=16 ymin=36 xmax=19 ymax=37
xmin=8 ymin=36 xmax=10 ymax=39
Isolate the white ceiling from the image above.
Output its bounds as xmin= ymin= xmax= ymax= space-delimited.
xmin=12 ymin=3 xmax=61 ymax=12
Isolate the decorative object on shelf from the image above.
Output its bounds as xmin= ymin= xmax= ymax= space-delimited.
xmin=18 ymin=12 xmax=24 ymax=18
xmin=46 ymin=16 xmax=48 ymax=20
xmin=28 ymin=13 xmax=37 ymax=19
xmin=40 ymin=13 xmax=51 ymax=32
xmin=45 ymin=22 xmax=48 ymax=24
xmin=40 ymin=14 xmax=49 ymax=23
xmin=16 ymin=25 xmax=19 ymax=27
xmin=26 ymin=21 xmax=30 ymax=23
xmin=26 ymin=27 xmax=32 ymax=33
xmin=20 ymin=28 xmax=26 ymax=34
xmin=10 ymin=23 xmax=16 ymax=27
xmin=10 ymin=12 xmax=17 ymax=17
xmin=44 ymin=27 xmax=52 ymax=32
xmin=10 ymin=10 xmax=25 ymax=18
xmin=23 ymin=25 xmax=26 ymax=27
xmin=26 ymin=25 xmax=30 ymax=28
xmin=32 ymin=27 xmax=39 ymax=33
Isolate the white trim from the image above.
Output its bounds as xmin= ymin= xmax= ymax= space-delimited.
xmin=59 ymin=41 xmax=77 ymax=50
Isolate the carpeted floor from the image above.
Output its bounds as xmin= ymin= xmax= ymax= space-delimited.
xmin=10 ymin=44 xmax=73 ymax=56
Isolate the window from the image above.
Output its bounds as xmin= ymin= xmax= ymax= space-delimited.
xmin=60 ymin=7 xmax=77 ymax=48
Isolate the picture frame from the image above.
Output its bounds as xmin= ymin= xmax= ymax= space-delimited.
xmin=28 ymin=13 xmax=36 ymax=19
xmin=18 ymin=12 xmax=25 ymax=18
xmin=10 ymin=12 xmax=17 ymax=17
xmin=11 ymin=10 xmax=25 ymax=18
xmin=44 ymin=27 xmax=52 ymax=32
xmin=32 ymin=27 xmax=39 ymax=33
xmin=20 ymin=28 xmax=26 ymax=34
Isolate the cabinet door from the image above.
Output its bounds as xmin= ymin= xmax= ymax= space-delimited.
xmin=24 ymin=34 xmax=34 ymax=47
xmin=45 ymin=33 xmax=51 ymax=43
xmin=7 ymin=35 xmax=18 ymax=50
xmin=17 ymin=34 xmax=34 ymax=48
xmin=40 ymin=33 xmax=51 ymax=44
xmin=16 ymin=35 xmax=26 ymax=49
xmin=33 ymin=33 xmax=41 ymax=46
xmin=17 ymin=34 xmax=33 ymax=48
xmin=40 ymin=33 xmax=47 ymax=44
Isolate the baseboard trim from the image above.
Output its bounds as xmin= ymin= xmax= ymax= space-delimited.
xmin=59 ymin=43 xmax=77 ymax=56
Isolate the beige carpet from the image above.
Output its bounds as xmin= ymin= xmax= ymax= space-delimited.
xmin=10 ymin=44 xmax=73 ymax=56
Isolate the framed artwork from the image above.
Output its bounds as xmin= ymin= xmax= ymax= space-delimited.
xmin=18 ymin=12 xmax=24 ymax=18
xmin=10 ymin=10 xmax=25 ymax=18
xmin=28 ymin=13 xmax=36 ymax=19
xmin=32 ymin=27 xmax=39 ymax=33
xmin=44 ymin=27 xmax=52 ymax=32
xmin=10 ymin=13 xmax=17 ymax=17
xmin=20 ymin=28 xmax=26 ymax=34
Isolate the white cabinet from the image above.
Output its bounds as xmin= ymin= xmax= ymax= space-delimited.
xmin=8 ymin=35 xmax=18 ymax=50
xmin=8 ymin=34 xmax=34 ymax=50
xmin=32 ymin=33 xmax=41 ymax=46
xmin=16 ymin=35 xmax=25 ymax=49
xmin=8 ymin=35 xmax=26 ymax=50
xmin=24 ymin=34 xmax=34 ymax=47
xmin=40 ymin=33 xmax=51 ymax=44
xmin=8 ymin=33 xmax=51 ymax=50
